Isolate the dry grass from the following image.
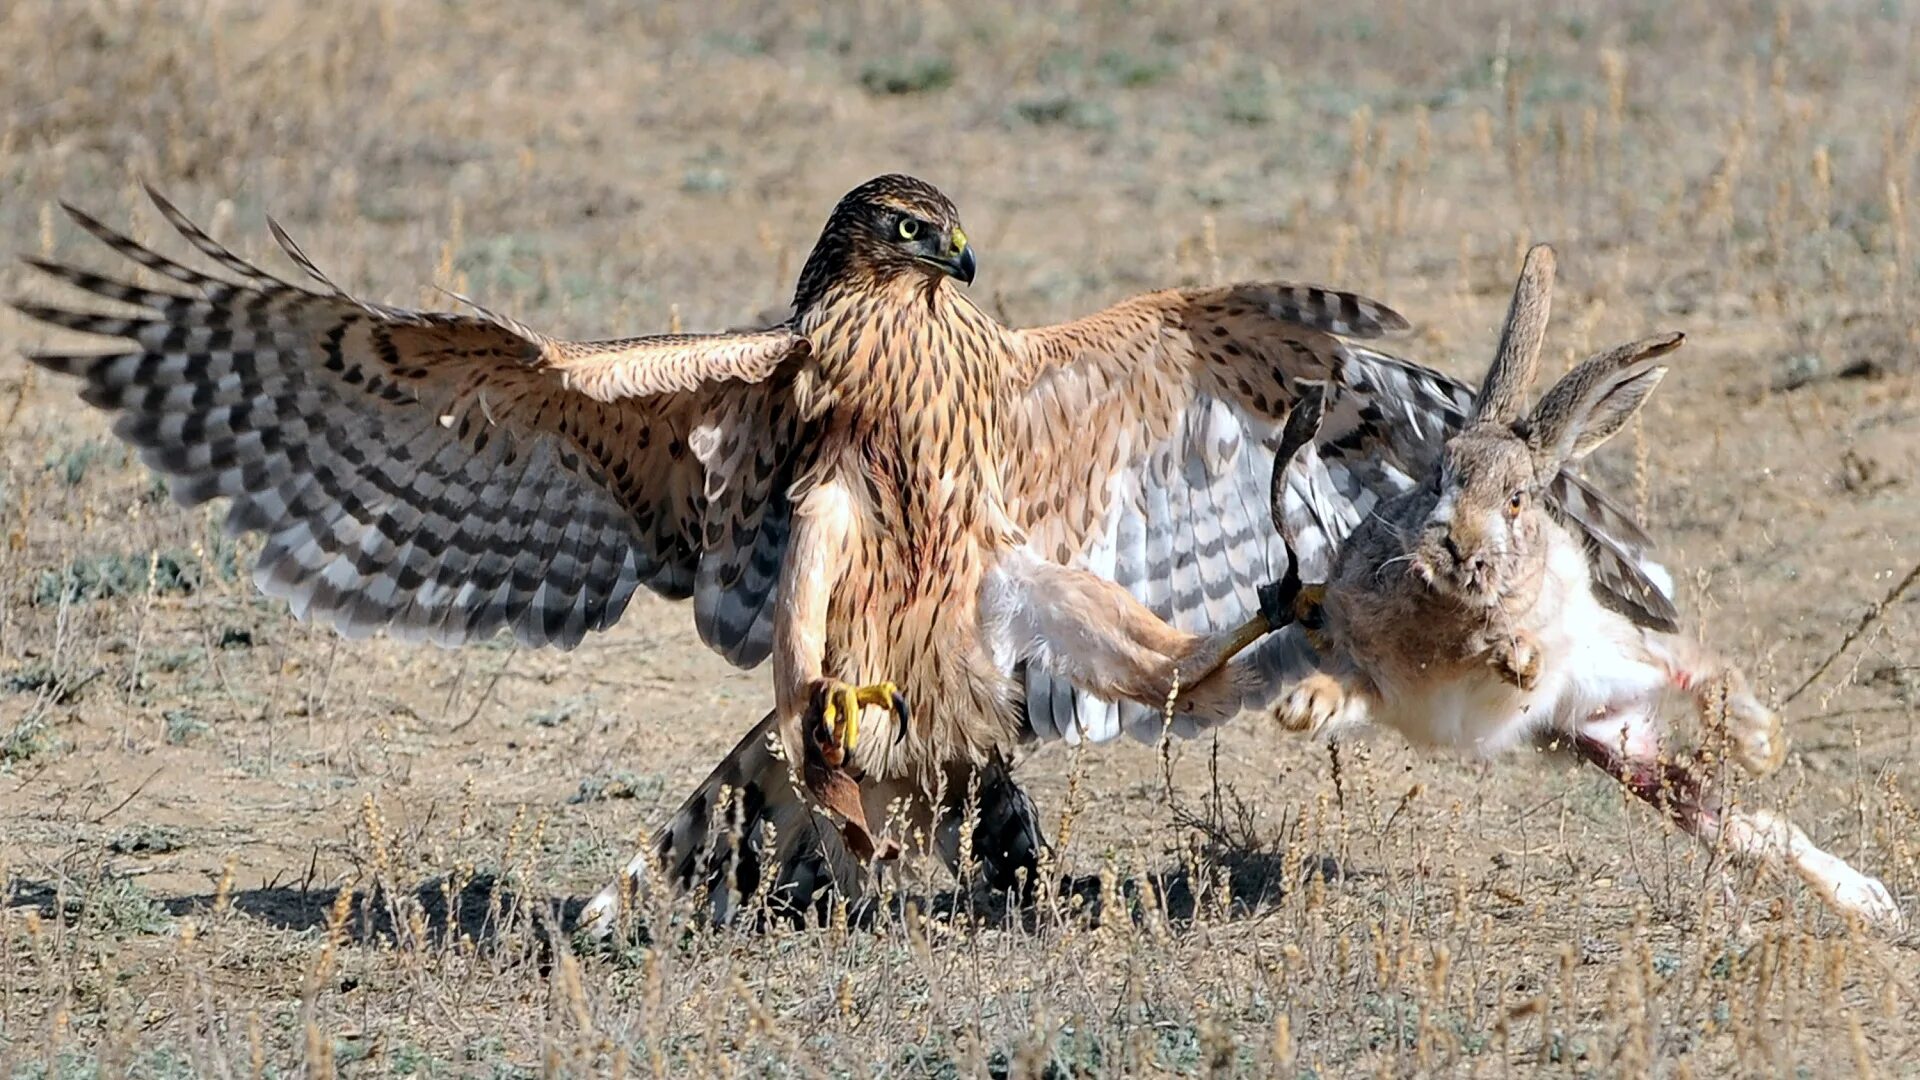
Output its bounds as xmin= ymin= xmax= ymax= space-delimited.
xmin=1 ymin=0 xmax=1917 ymax=1074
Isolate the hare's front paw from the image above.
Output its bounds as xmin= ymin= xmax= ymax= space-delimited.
xmin=1489 ymin=631 xmax=1541 ymax=691
xmin=1275 ymin=673 xmax=1346 ymax=735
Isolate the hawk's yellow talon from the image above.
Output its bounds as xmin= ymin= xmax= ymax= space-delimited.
xmin=839 ymin=686 xmax=860 ymax=750
xmin=813 ymin=679 xmax=908 ymax=761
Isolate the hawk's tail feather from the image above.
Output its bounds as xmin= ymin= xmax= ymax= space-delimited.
xmin=649 ymin=711 xmax=851 ymax=926
xmin=635 ymin=714 xmax=1050 ymax=928
xmin=946 ymin=755 xmax=1050 ymax=899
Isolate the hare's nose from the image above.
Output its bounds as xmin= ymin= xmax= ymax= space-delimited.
xmin=1443 ymin=535 xmax=1488 ymax=575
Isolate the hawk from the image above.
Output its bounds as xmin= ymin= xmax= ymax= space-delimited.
xmin=11 ymin=176 xmax=1671 ymax=927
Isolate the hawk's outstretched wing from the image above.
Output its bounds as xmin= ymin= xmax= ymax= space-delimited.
xmin=12 ymin=189 xmax=810 ymax=656
xmin=1003 ymin=284 xmax=1675 ymax=744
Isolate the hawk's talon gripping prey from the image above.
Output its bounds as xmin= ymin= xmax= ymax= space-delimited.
xmin=795 ymin=678 xmax=910 ymax=863
xmin=806 ymin=679 xmax=909 ymax=769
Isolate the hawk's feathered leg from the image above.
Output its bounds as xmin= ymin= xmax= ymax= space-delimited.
xmin=773 ymin=474 xmax=908 ymax=858
xmin=989 ymin=549 xmax=1270 ymax=725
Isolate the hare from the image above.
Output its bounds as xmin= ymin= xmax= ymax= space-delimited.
xmin=1266 ymin=245 xmax=1900 ymax=929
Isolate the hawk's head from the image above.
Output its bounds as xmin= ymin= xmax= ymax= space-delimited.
xmin=793 ymin=174 xmax=976 ymax=311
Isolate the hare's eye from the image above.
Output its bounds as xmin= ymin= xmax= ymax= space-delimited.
xmin=898 ymin=217 xmax=921 ymax=241
xmin=1506 ymin=491 xmax=1525 ymax=516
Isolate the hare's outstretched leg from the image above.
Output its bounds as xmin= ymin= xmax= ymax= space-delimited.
xmin=1572 ymin=711 xmax=1899 ymax=929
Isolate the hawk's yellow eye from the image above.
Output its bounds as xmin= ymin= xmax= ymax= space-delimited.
xmin=898 ymin=218 xmax=920 ymax=241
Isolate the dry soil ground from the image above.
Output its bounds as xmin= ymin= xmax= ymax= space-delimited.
xmin=1 ymin=1 xmax=1918 ymax=1075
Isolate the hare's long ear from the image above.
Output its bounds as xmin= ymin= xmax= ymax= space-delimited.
xmin=1470 ymin=244 xmax=1557 ymax=425
xmin=1528 ymin=332 xmax=1684 ymax=471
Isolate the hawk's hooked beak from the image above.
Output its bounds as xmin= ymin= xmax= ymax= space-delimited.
xmin=944 ymin=227 xmax=976 ymax=286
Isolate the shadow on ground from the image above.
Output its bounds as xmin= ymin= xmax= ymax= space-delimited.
xmin=910 ymin=846 xmax=1349 ymax=931
xmin=573 ymin=842 xmax=1353 ymax=943
xmin=4 ymin=843 xmax=1351 ymax=951
xmin=5 ymin=873 xmax=586 ymax=949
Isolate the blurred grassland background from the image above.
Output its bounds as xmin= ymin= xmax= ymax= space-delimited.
xmin=1 ymin=0 xmax=1918 ymax=1075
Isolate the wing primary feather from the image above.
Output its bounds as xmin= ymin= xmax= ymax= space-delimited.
xmin=142 ymin=184 xmax=287 ymax=287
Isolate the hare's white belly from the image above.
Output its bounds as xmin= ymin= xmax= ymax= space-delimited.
xmin=1374 ymin=677 xmax=1539 ymax=755
xmin=1375 ymin=531 xmax=1668 ymax=757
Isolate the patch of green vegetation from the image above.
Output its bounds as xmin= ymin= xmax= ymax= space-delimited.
xmin=568 ymin=771 xmax=663 ymax=804
xmin=7 ymin=663 xmax=65 ymax=697
xmin=3 ymin=665 xmax=100 ymax=762
xmin=1011 ymin=94 xmax=1118 ymax=132
xmin=388 ymin=1040 xmax=433 ymax=1076
xmin=528 ymin=696 xmax=593 ymax=728
xmin=31 ymin=550 xmax=203 ymax=606
xmin=333 ymin=1033 xmax=375 ymax=1068
xmin=1546 ymin=1031 xmax=1591 ymax=1065
xmin=149 ymin=647 xmax=204 ymax=673
xmin=1221 ymin=70 xmax=1276 ymax=126
xmin=1046 ymin=1024 xmax=1109 ymax=1076
xmin=1035 ymin=45 xmax=1088 ymax=83
xmin=1099 ymin=47 xmax=1177 ymax=88
xmin=892 ymin=1044 xmax=964 ymax=1080
xmin=109 ymin=824 xmax=187 ymax=855
xmin=680 ymin=166 xmax=732 ymax=195
xmin=2 ymin=714 xmax=56 ymax=763
xmin=44 ymin=439 xmax=128 ymax=488
xmin=1039 ymin=45 xmax=1178 ymax=92
xmin=702 ymin=30 xmax=768 ymax=57
xmin=202 ymin=526 xmax=242 ymax=583
xmin=65 ymin=874 xmax=173 ymax=938
xmin=163 ymin=708 xmax=210 ymax=745
xmin=1154 ymin=1022 xmax=1203 ymax=1072
xmin=463 ymin=1034 xmax=537 ymax=1079
xmin=474 ymin=630 xmax=517 ymax=652
xmin=859 ymin=54 xmax=955 ymax=96
xmin=8 ymin=1047 xmax=200 ymax=1080
xmin=456 ymin=235 xmax=544 ymax=296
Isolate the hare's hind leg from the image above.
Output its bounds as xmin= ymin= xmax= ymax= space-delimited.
xmin=1571 ymin=712 xmax=1901 ymax=930
xmin=1713 ymin=808 xmax=1901 ymax=929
